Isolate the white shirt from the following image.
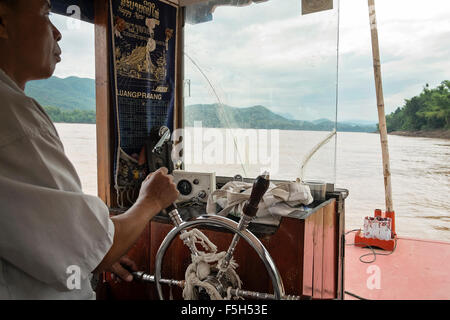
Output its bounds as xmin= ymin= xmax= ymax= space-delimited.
xmin=0 ymin=69 xmax=115 ymax=300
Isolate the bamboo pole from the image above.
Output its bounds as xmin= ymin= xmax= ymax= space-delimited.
xmin=368 ymin=0 xmax=393 ymax=212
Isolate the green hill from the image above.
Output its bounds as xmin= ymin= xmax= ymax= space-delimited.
xmin=386 ymin=81 xmax=450 ymax=132
xmin=25 ymin=76 xmax=96 ymax=111
xmin=185 ymin=104 xmax=377 ymax=132
xmin=42 ymin=106 xmax=96 ymax=124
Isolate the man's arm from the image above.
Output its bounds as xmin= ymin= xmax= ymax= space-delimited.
xmin=93 ymin=167 xmax=179 ymax=274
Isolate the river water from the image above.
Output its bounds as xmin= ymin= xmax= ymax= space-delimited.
xmin=55 ymin=123 xmax=450 ymax=242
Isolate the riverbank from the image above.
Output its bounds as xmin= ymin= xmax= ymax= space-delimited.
xmin=389 ymin=129 xmax=450 ymax=140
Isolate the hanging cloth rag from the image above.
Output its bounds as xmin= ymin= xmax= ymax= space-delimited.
xmin=206 ymin=180 xmax=314 ymax=226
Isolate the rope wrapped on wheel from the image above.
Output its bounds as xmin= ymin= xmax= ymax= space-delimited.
xmin=180 ymin=228 xmax=243 ymax=300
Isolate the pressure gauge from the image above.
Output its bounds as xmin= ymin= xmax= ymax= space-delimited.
xmin=172 ymin=171 xmax=216 ymax=204
xmin=177 ymin=180 xmax=193 ymax=196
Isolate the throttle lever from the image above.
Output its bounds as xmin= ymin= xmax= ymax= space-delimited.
xmin=242 ymin=171 xmax=270 ymax=218
xmin=153 ymin=126 xmax=171 ymax=155
xmin=216 ymin=172 xmax=270 ymax=282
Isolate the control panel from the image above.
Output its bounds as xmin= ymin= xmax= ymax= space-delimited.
xmin=172 ymin=170 xmax=216 ymax=203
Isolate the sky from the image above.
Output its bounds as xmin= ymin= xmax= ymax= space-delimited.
xmin=51 ymin=0 xmax=450 ymax=122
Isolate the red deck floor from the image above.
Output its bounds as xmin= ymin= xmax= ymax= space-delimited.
xmin=344 ymin=233 xmax=450 ymax=300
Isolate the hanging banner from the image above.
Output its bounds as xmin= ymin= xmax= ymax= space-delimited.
xmin=302 ymin=0 xmax=333 ymax=15
xmin=110 ymin=0 xmax=177 ymax=207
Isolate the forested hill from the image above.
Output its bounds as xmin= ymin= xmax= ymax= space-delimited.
xmin=25 ymin=76 xmax=96 ymax=123
xmin=185 ymin=104 xmax=377 ymax=132
xmin=42 ymin=106 xmax=96 ymax=124
xmin=386 ymin=81 xmax=450 ymax=132
xmin=25 ymin=76 xmax=96 ymax=111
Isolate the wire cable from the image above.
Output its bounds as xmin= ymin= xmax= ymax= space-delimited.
xmin=344 ymin=290 xmax=369 ymax=300
xmin=344 ymin=229 xmax=397 ymax=264
xmin=184 ymin=52 xmax=248 ymax=178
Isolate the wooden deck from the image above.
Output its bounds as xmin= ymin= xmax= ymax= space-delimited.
xmin=344 ymin=232 xmax=450 ymax=300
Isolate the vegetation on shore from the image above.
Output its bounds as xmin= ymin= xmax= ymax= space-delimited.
xmin=386 ymin=81 xmax=450 ymax=132
xmin=388 ymin=129 xmax=450 ymax=140
xmin=43 ymin=106 xmax=96 ymax=124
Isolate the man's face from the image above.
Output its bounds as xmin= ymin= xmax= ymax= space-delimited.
xmin=1 ymin=0 xmax=62 ymax=80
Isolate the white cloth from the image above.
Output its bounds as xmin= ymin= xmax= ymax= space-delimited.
xmin=0 ymin=69 xmax=115 ymax=300
xmin=206 ymin=180 xmax=313 ymax=226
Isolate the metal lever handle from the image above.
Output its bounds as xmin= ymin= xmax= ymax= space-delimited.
xmin=162 ymin=203 xmax=199 ymax=256
xmin=217 ymin=172 xmax=270 ymax=281
xmin=242 ymin=171 xmax=270 ymax=218
xmin=152 ymin=126 xmax=171 ymax=155
xmin=162 ymin=203 xmax=184 ymax=228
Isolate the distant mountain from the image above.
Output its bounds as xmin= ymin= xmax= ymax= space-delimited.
xmin=23 ymin=76 xmax=377 ymax=132
xmin=341 ymin=119 xmax=378 ymax=126
xmin=311 ymin=118 xmax=332 ymax=125
xmin=276 ymin=112 xmax=297 ymax=120
xmin=25 ymin=76 xmax=96 ymax=111
xmin=185 ymin=104 xmax=377 ymax=132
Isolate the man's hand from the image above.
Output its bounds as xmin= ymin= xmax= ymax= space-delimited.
xmin=136 ymin=167 xmax=179 ymax=214
xmin=108 ymin=256 xmax=137 ymax=283
xmin=95 ymin=168 xmax=179 ymax=275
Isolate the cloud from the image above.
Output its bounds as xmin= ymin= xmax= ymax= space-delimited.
xmin=338 ymin=0 xmax=450 ymax=120
xmin=51 ymin=14 xmax=96 ymax=79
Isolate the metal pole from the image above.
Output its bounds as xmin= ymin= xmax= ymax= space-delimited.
xmin=368 ymin=0 xmax=393 ymax=212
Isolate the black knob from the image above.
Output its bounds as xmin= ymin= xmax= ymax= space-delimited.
xmin=177 ymin=179 xmax=193 ymax=196
xmin=242 ymin=173 xmax=270 ymax=218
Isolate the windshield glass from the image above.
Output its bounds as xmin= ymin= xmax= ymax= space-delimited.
xmin=182 ymin=0 xmax=340 ymax=183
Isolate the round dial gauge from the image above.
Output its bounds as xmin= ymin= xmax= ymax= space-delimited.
xmin=177 ymin=180 xmax=193 ymax=196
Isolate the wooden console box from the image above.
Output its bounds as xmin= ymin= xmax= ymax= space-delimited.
xmin=96 ymin=190 xmax=346 ymax=300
